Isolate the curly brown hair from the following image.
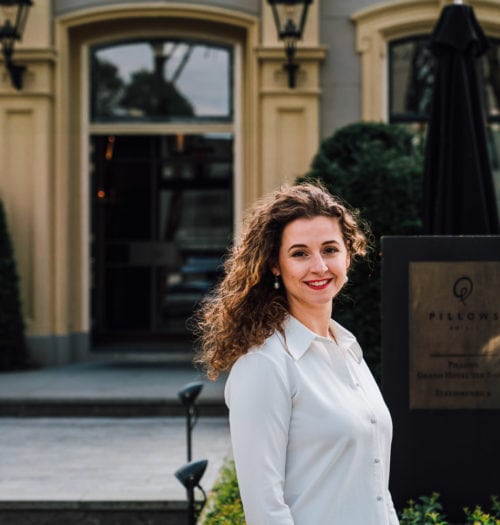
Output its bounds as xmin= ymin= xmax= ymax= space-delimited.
xmin=192 ymin=182 xmax=370 ymax=379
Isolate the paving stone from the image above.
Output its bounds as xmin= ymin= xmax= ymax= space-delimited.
xmin=0 ymin=417 xmax=230 ymax=502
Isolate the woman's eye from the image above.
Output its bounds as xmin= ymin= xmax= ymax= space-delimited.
xmin=323 ymin=246 xmax=338 ymax=255
xmin=291 ymin=251 xmax=307 ymax=258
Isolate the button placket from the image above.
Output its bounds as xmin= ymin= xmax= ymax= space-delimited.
xmin=321 ymin=340 xmax=356 ymax=387
xmin=343 ymin=345 xmax=389 ymax=514
xmin=364 ymin=401 xmax=388 ymax=509
xmin=339 ymin=344 xmax=361 ymax=389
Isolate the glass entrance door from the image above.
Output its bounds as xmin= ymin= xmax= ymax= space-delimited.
xmin=91 ymin=133 xmax=233 ymax=349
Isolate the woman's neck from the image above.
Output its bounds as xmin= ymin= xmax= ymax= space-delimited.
xmin=289 ymin=304 xmax=332 ymax=338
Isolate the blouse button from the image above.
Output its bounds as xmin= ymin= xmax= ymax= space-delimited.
xmin=370 ymin=418 xmax=377 ymax=424
xmin=374 ymin=458 xmax=381 ymax=464
xmin=377 ymin=496 xmax=383 ymax=501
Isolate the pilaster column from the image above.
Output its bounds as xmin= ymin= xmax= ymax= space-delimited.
xmin=0 ymin=1 xmax=55 ymax=339
xmin=256 ymin=0 xmax=327 ymax=196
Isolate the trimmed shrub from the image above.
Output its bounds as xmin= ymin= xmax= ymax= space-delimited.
xmin=0 ymin=201 xmax=28 ymax=371
xmin=464 ymin=495 xmax=500 ymax=525
xmin=399 ymin=493 xmax=448 ymax=525
xmin=199 ymin=459 xmax=245 ymax=524
xmin=298 ymin=122 xmax=424 ymax=378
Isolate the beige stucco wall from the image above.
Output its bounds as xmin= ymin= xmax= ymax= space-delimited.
xmin=0 ymin=1 xmax=325 ymax=365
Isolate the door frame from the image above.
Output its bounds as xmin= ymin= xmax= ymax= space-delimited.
xmin=54 ymin=5 xmax=258 ymax=352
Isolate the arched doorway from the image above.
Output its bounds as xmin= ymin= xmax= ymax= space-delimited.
xmin=53 ymin=5 xmax=259 ymax=362
xmin=89 ymin=38 xmax=234 ymax=350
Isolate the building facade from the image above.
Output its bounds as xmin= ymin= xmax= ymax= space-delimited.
xmin=1 ymin=0 xmax=500 ymax=366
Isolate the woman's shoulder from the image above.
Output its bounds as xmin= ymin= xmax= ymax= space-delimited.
xmin=225 ymin=330 xmax=296 ymax=405
xmin=229 ymin=329 xmax=292 ymax=379
xmin=239 ymin=329 xmax=288 ymax=362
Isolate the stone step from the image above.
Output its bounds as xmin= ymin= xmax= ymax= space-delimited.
xmin=0 ymin=359 xmax=227 ymax=417
xmin=0 ymin=501 xmax=188 ymax=525
xmin=0 ymin=398 xmax=227 ymax=417
xmin=0 ymin=417 xmax=231 ymax=525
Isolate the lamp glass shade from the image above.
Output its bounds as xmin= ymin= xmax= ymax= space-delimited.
xmin=0 ymin=0 xmax=32 ymax=41
xmin=268 ymin=0 xmax=312 ymax=41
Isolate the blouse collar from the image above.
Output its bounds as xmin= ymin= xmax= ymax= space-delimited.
xmin=281 ymin=315 xmax=363 ymax=364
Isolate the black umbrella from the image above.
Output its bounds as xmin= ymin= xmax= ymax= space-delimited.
xmin=423 ymin=1 xmax=500 ymax=234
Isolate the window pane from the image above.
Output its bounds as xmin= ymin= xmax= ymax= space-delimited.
xmin=159 ymin=133 xmax=233 ymax=182
xmin=487 ymin=123 xmax=500 ymax=213
xmin=389 ymin=37 xmax=434 ymax=121
xmin=156 ymin=134 xmax=233 ymax=333
xmin=483 ymin=39 xmax=500 ymax=118
xmin=390 ymin=36 xmax=500 ymax=122
xmin=158 ymin=189 xmax=231 ymax=332
xmin=159 ymin=189 xmax=232 ymax=250
xmin=91 ymin=39 xmax=232 ymax=122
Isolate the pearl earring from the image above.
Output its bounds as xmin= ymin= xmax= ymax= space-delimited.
xmin=273 ymin=276 xmax=280 ymax=290
xmin=345 ymin=275 xmax=349 ymax=283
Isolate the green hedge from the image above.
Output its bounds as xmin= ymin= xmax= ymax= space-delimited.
xmin=399 ymin=492 xmax=500 ymax=525
xmin=0 ymin=200 xmax=28 ymax=371
xmin=199 ymin=459 xmax=245 ymax=524
xmin=297 ymin=121 xmax=424 ymax=380
xmin=198 ymin=462 xmax=499 ymax=525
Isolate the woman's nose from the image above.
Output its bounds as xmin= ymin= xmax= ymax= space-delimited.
xmin=311 ymin=253 xmax=328 ymax=273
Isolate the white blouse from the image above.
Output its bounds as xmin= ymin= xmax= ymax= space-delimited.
xmin=225 ymin=315 xmax=399 ymax=525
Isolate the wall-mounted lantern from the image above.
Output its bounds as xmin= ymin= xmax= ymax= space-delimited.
xmin=0 ymin=0 xmax=33 ymax=90
xmin=267 ymin=0 xmax=312 ymax=88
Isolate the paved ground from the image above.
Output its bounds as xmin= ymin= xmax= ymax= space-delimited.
xmin=0 ymin=357 xmax=225 ymax=404
xmin=0 ymin=358 xmax=231 ymax=507
xmin=0 ymin=417 xmax=230 ymax=502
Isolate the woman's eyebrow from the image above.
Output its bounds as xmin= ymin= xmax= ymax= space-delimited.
xmin=287 ymin=240 xmax=340 ymax=252
xmin=287 ymin=243 xmax=307 ymax=252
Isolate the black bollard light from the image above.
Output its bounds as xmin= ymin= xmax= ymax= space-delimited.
xmin=175 ymin=458 xmax=208 ymax=525
xmin=177 ymin=382 xmax=203 ymax=462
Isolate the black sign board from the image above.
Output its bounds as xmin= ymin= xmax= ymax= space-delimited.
xmin=382 ymin=236 xmax=500 ymax=521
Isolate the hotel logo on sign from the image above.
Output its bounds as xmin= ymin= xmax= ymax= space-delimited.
xmin=409 ymin=261 xmax=500 ymax=409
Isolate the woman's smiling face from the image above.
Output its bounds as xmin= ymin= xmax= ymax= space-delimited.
xmin=273 ymin=215 xmax=350 ymax=318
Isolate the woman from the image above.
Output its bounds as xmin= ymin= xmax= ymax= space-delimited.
xmin=194 ymin=183 xmax=399 ymax=524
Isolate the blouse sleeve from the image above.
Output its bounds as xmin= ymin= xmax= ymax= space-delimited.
xmin=225 ymin=352 xmax=295 ymax=525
